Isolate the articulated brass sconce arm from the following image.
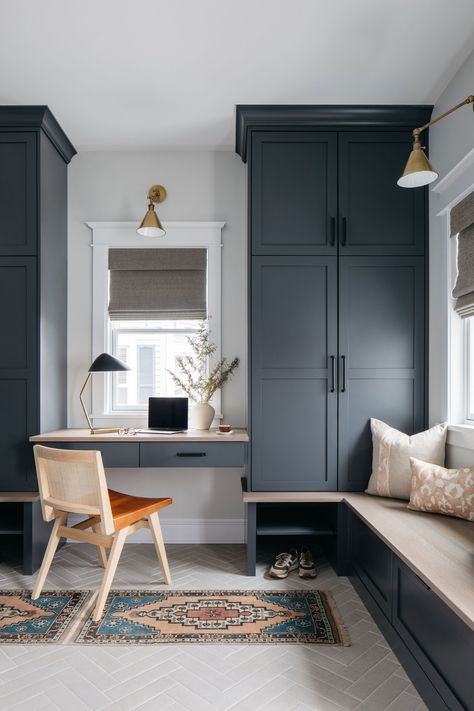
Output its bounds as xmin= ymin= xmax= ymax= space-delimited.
xmin=413 ymin=94 xmax=474 ymax=139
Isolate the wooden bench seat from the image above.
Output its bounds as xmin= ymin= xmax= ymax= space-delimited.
xmin=344 ymin=493 xmax=474 ymax=630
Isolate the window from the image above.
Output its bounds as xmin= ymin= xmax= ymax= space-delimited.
xmin=89 ymin=221 xmax=224 ymax=427
xmin=110 ymin=320 xmax=201 ymax=410
xmin=465 ymin=318 xmax=474 ymax=421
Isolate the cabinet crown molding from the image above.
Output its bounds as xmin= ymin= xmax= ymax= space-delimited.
xmin=0 ymin=105 xmax=76 ymax=163
xmin=235 ymin=104 xmax=434 ymax=162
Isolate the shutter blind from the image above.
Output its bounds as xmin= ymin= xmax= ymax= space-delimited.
xmin=451 ymin=192 xmax=474 ymax=318
xmin=108 ymin=248 xmax=207 ymax=320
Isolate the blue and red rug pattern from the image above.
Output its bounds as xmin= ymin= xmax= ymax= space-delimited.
xmin=75 ymin=590 xmax=348 ymax=645
xmin=0 ymin=591 xmax=89 ymax=644
xmin=0 ymin=590 xmax=348 ymax=645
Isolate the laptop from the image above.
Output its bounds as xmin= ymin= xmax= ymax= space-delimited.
xmin=137 ymin=397 xmax=188 ymax=434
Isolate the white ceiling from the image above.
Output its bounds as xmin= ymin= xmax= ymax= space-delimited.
xmin=1 ymin=0 xmax=473 ymax=150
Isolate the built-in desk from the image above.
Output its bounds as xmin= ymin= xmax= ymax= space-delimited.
xmin=29 ymin=429 xmax=249 ymax=571
xmin=30 ymin=429 xmax=249 ymax=469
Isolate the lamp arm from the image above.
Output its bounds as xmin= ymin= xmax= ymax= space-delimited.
xmin=79 ymin=372 xmax=93 ymax=431
xmin=413 ymin=94 xmax=474 ymax=138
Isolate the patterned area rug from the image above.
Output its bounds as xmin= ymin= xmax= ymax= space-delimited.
xmin=0 ymin=591 xmax=89 ymax=644
xmin=0 ymin=590 xmax=348 ymax=645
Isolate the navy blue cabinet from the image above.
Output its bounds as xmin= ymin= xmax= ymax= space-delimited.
xmin=338 ymin=256 xmax=425 ymax=490
xmin=0 ymin=107 xmax=75 ymax=572
xmin=238 ymin=106 xmax=430 ymax=493
xmin=251 ymin=132 xmax=338 ymax=255
xmin=338 ymin=132 xmax=426 ymax=255
xmin=0 ymin=132 xmax=37 ymax=255
xmin=0 ymin=258 xmax=38 ymax=489
xmin=251 ymin=257 xmax=337 ymax=490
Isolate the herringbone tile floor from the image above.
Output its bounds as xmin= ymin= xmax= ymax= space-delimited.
xmin=0 ymin=543 xmax=427 ymax=711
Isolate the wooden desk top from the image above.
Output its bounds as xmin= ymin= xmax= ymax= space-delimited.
xmin=30 ymin=428 xmax=249 ymax=443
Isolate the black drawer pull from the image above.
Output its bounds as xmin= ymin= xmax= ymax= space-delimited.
xmin=176 ymin=452 xmax=207 ymax=457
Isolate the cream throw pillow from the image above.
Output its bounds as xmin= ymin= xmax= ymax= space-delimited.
xmin=366 ymin=419 xmax=447 ymax=500
xmin=408 ymin=457 xmax=474 ymax=521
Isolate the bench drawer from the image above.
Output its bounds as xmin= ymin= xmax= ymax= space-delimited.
xmin=350 ymin=512 xmax=392 ymax=617
xmin=139 ymin=442 xmax=246 ymax=468
xmin=393 ymin=559 xmax=473 ymax=711
xmin=47 ymin=442 xmax=140 ymax=468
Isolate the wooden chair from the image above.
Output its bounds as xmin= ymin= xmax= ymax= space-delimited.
xmin=31 ymin=444 xmax=172 ymax=621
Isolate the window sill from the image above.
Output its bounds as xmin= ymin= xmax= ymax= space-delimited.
xmin=447 ymin=424 xmax=474 ymax=450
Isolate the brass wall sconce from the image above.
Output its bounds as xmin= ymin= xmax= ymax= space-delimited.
xmin=398 ymin=94 xmax=474 ymax=188
xmin=137 ymin=184 xmax=167 ymax=237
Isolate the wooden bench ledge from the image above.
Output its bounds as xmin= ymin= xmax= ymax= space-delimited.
xmin=242 ymin=484 xmax=474 ymax=630
xmin=0 ymin=492 xmax=40 ymax=503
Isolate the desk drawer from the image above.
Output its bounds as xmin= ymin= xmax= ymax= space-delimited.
xmin=47 ymin=443 xmax=140 ymax=468
xmin=139 ymin=442 xmax=246 ymax=468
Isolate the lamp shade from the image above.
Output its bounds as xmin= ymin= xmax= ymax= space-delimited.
xmin=397 ymin=139 xmax=438 ymax=188
xmin=88 ymin=352 xmax=130 ymax=372
xmin=137 ymin=204 xmax=166 ymax=237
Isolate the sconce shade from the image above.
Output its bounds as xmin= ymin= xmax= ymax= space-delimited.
xmin=397 ymin=139 xmax=438 ymax=188
xmin=88 ymin=352 xmax=130 ymax=372
xmin=137 ymin=203 xmax=166 ymax=237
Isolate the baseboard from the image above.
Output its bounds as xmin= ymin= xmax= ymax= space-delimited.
xmin=68 ymin=515 xmax=245 ymax=544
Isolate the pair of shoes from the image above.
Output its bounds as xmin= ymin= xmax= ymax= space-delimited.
xmin=268 ymin=547 xmax=317 ymax=579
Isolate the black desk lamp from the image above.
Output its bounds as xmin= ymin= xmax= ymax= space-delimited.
xmin=80 ymin=353 xmax=131 ymax=434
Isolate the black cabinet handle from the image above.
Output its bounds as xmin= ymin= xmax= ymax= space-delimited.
xmin=329 ymin=217 xmax=336 ymax=247
xmin=340 ymin=355 xmax=346 ymax=392
xmin=341 ymin=217 xmax=347 ymax=246
xmin=330 ymin=355 xmax=336 ymax=392
xmin=176 ymin=452 xmax=207 ymax=457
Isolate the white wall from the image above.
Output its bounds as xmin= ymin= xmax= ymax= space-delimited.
xmin=429 ymin=49 xmax=474 ymax=178
xmin=67 ymin=149 xmax=248 ymax=541
xmin=429 ymin=49 xmax=474 ymax=465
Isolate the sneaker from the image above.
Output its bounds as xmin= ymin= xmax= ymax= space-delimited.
xmin=268 ymin=549 xmax=298 ymax=579
xmin=298 ymin=547 xmax=317 ymax=578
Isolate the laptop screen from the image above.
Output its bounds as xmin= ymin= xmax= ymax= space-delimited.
xmin=148 ymin=397 xmax=188 ymax=430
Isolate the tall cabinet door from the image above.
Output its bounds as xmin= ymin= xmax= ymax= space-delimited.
xmin=0 ymin=257 xmax=37 ymax=490
xmin=338 ymin=132 xmax=425 ymax=255
xmin=338 ymin=256 xmax=425 ymax=491
xmin=251 ymin=132 xmax=338 ymax=255
xmin=0 ymin=132 xmax=37 ymax=255
xmin=251 ymin=256 xmax=338 ymax=490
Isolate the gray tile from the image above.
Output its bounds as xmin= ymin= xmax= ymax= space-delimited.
xmin=0 ymin=543 xmax=424 ymax=711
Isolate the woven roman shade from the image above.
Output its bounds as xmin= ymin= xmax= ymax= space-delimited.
xmin=108 ymin=248 xmax=207 ymax=320
xmin=452 ymin=192 xmax=474 ymax=318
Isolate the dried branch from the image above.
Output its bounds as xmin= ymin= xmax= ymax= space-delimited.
xmin=167 ymin=321 xmax=239 ymax=403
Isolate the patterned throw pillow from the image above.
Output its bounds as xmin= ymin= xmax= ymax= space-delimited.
xmin=408 ymin=457 xmax=474 ymax=521
xmin=366 ymin=419 xmax=447 ymax=500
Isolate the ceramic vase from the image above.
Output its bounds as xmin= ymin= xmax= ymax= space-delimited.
xmin=192 ymin=402 xmax=215 ymax=430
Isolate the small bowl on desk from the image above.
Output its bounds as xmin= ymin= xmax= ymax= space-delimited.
xmin=218 ymin=424 xmax=233 ymax=434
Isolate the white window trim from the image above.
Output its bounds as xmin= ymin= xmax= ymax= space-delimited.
xmin=87 ymin=221 xmax=225 ymax=428
xmin=429 ymin=147 xmax=474 ymax=448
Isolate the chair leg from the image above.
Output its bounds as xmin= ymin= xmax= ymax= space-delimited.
xmin=93 ymin=524 xmax=108 ymax=568
xmin=31 ymin=515 xmax=66 ymax=599
xmin=93 ymin=527 xmax=128 ymax=621
xmin=148 ymin=512 xmax=171 ymax=585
